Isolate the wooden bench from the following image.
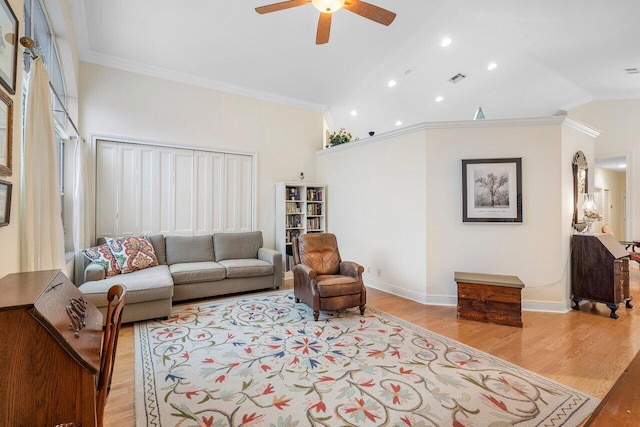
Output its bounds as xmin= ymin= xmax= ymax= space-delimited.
xmin=454 ymin=272 xmax=525 ymax=327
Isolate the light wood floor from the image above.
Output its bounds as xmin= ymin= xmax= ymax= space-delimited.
xmin=104 ymin=267 xmax=640 ymax=426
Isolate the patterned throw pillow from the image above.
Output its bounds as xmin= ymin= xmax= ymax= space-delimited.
xmin=107 ymin=236 xmax=159 ymax=274
xmin=82 ymin=243 xmax=121 ymax=277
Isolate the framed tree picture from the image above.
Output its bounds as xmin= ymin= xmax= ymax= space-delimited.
xmin=0 ymin=0 xmax=18 ymax=95
xmin=462 ymin=158 xmax=523 ymax=223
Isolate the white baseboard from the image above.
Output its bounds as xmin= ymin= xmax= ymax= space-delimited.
xmin=366 ymin=279 xmax=571 ymax=313
xmin=522 ymin=300 xmax=571 ymax=313
xmin=365 ymin=279 xmax=429 ymax=305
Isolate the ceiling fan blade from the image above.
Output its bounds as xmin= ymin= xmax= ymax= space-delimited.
xmin=316 ymin=13 xmax=332 ymax=44
xmin=344 ymin=0 xmax=396 ymax=26
xmin=255 ymin=0 xmax=309 ymax=14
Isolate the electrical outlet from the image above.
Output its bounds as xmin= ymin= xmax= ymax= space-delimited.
xmin=377 ymin=268 xmax=381 ymax=277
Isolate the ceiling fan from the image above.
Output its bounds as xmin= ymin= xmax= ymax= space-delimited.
xmin=255 ymin=0 xmax=396 ymax=44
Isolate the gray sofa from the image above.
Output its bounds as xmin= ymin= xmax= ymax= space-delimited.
xmin=78 ymin=231 xmax=282 ymax=323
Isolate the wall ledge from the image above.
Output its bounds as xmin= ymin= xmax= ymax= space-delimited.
xmin=317 ymin=115 xmax=600 ymax=156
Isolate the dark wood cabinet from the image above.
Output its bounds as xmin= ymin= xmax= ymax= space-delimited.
xmin=0 ymin=270 xmax=103 ymax=426
xmin=571 ymin=234 xmax=632 ymax=319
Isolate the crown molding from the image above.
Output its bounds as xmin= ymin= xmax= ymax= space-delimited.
xmin=81 ymin=50 xmax=328 ymax=112
xmin=562 ymin=117 xmax=601 ymax=138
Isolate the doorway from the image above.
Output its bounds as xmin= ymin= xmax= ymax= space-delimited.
xmin=594 ymin=156 xmax=628 ymax=239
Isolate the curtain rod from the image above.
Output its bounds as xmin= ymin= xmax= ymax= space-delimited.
xmin=19 ymin=36 xmax=81 ymax=138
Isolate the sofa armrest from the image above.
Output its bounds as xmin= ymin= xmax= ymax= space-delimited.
xmin=84 ymin=262 xmax=106 ymax=283
xmin=340 ymin=261 xmax=364 ymax=279
xmin=258 ymin=247 xmax=282 ymax=289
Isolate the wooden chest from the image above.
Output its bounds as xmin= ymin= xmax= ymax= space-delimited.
xmin=454 ymin=272 xmax=524 ymax=327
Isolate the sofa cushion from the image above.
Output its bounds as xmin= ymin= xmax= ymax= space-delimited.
xmin=214 ymin=231 xmax=263 ymax=261
xmin=82 ymin=243 xmax=121 ymax=277
xmin=166 ymin=235 xmax=214 ymax=264
xmin=78 ymin=265 xmax=173 ymax=308
xmin=147 ymin=234 xmax=166 ymax=265
xmin=219 ymin=259 xmax=273 ymax=279
xmin=107 ymin=236 xmax=159 ymax=274
xmin=170 ymin=262 xmax=226 ymax=285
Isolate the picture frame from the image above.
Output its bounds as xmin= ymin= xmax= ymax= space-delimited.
xmin=0 ymin=89 xmax=12 ymax=176
xmin=0 ymin=0 xmax=18 ymax=95
xmin=0 ymin=179 xmax=11 ymax=226
xmin=462 ymin=157 xmax=522 ymax=223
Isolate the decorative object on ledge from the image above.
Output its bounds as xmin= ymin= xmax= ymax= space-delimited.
xmin=0 ymin=0 xmax=18 ymax=95
xmin=473 ymin=106 xmax=485 ymax=120
xmin=0 ymin=179 xmax=11 ymax=226
xmin=462 ymin=157 xmax=523 ymax=223
xmin=328 ymin=128 xmax=358 ymax=147
xmin=369 ymin=131 xmax=375 ymax=136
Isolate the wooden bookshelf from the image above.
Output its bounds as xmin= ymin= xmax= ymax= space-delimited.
xmin=275 ymin=182 xmax=326 ymax=275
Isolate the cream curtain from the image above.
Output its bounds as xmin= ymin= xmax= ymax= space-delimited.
xmin=73 ymin=136 xmax=91 ymax=284
xmin=20 ymin=57 xmax=65 ymax=271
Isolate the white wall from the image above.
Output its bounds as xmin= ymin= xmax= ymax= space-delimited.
xmin=569 ymin=99 xmax=640 ymax=239
xmin=317 ymin=117 xmax=596 ymax=311
xmin=317 ymin=130 xmax=428 ymax=302
xmin=79 ymin=62 xmax=324 ymax=248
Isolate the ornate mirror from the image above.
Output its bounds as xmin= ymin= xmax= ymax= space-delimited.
xmin=572 ymin=151 xmax=588 ymax=230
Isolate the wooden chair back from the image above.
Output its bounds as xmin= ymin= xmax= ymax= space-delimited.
xmin=96 ymin=284 xmax=126 ymax=426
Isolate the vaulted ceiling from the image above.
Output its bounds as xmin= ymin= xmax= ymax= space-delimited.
xmin=71 ymin=0 xmax=640 ymax=139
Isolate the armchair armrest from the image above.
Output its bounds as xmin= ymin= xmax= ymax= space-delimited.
xmin=259 ymin=247 xmax=282 ymax=289
xmin=84 ymin=262 xmax=106 ymax=283
xmin=293 ymin=263 xmax=317 ymax=279
xmin=340 ymin=261 xmax=364 ymax=278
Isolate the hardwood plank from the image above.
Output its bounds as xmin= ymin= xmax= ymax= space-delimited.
xmin=104 ymin=266 xmax=640 ymax=426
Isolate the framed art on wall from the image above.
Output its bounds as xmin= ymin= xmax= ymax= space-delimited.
xmin=0 ymin=179 xmax=11 ymax=226
xmin=462 ymin=157 xmax=523 ymax=223
xmin=0 ymin=0 xmax=18 ymax=95
xmin=0 ymin=89 xmax=12 ymax=176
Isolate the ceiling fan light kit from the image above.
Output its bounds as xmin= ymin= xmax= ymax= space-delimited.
xmin=256 ymin=0 xmax=396 ymax=44
xmin=312 ymin=0 xmax=345 ymax=13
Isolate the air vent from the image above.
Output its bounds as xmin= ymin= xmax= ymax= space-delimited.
xmin=625 ymin=68 xmax=639 ymax=74
xmin=449 ymin=73 xmax=466 ymax=83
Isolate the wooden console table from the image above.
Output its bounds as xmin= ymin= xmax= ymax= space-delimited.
xmin=0 ymin=270 xmax=103 ymax=426
xmin=454 ymin=272 xmax=525 ymax=327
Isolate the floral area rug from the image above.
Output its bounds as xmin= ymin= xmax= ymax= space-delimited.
xmin=134 ymin=291 xmax=598 ymax=426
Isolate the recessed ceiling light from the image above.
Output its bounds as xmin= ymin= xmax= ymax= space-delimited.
xmin=388 ymin=80 xmax=397 ymax=88
xmin=441 ymin=37 xmax=452 ymax=47
xmin=435 ymin=96 xmax=444 ymax=102
xmin=350 ymin=110 xmax=358 ymax=117
xmin=487 ymin=62 xmax=498 ymax=71
xmin=395 ymin=120 xmax=402 ymax=126
xmin=618 ymin=164 xmax=627 ymax=168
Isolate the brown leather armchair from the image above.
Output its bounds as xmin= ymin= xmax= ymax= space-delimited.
xmin=292 ymin=233 xmax=366 ymax=320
